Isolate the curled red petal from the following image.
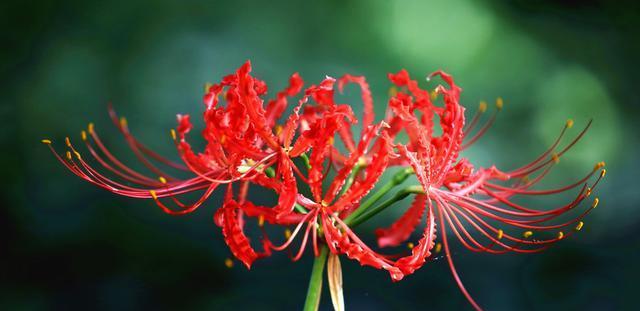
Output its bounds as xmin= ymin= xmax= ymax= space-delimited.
xmin=393 ymin=196 xmax=436 ymax=276
xmin=322 ymin=214 xmax=404 ymax=281
xmin=275 ymin=155 xmax=297 ymax=215
xmin=217 ymin=199 xmax=259 ymax=269
xmin=375 ymin=194 xmax=426 ymax=248
xmin=332 ymin=134 xmax=394 ymax=213
xmin=338 ymin=74 xmax=374 ymax=129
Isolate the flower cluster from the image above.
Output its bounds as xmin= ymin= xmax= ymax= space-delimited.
xmin=44 ymin=61 xmax=604 ymax=309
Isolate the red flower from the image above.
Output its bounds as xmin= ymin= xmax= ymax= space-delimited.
xmin=43 ymin=61 xmax=604 ymax=310
xmin=381 ymin=69 xmax=605 ymax=310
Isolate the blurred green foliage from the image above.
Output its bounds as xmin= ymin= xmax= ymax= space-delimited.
xmin=2 ymin=0 xmax=639 ymax=310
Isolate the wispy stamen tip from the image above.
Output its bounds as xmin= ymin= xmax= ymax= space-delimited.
xmin=495 ymin=97 xmax=504 ymax=110
xmin=150 ymin=190 xmax=158 ymax=200
xmin=170 ymin=129 xmax=177 ymax=141
xmin=41 ymin=139 xmax=52 ymax=144
xmin=225 ymin=258 xmax=234 ymax=268
xmin=592 ymin=197 xmax=599 ymax=208
xmin=557 ymin=231 xmax=564 ymax=240
xmin=575 ymin=221 xmax=584 ymax=231
xmin=497 ymin=229 xmax=504 ymax=240
xmin=566 ymin=119 xmax=574 ymax=128
xmin=407 ymin=242 xmax=415 ymax=249
xmin=522 ymin=231 xmax=533 ymax=239
xmin=478 ymin=101 xmax=487 ymax=113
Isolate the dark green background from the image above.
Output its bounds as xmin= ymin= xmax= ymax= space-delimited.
xmin=2 ymin=0 xmax=638 ymax=310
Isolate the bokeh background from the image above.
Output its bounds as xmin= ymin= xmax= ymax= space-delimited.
xmin=2 ymin=0 xmax=639 ymax=310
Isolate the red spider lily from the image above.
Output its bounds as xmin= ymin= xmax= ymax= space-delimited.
xmin=379 ymin=69 xmax=605 ymax=310
xmin=43 ymin=61 xmax=604 ymax=311
xmin=243 ymin=74 xmax=438 ymax=281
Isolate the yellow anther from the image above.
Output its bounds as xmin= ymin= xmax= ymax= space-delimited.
xmin=388 ymin=86 xmax=398 ymax=97
xmin=328 ymin=137 xmax=334 ymax=145
xmin=204 ymin=82 xmax=213 ymax=93
xmin=357 ymin=156 xmax=367 ymax=167
xmin=478 ymin=101 xmax=487 ymax=113
xmin=66 ymin=151 xmax=72 ymax=160
xmin=275 ymin=125 xmax=283 ymax=136
xmin=600 ymin=169 xmax=607 ymax=178
xmin=158 ymin=176 xmax=167 ymax=184
xmin=430 ymin=90 xmax=438 ymax=100
xmin=65 ymin=137 xmax=71 ymax=147
xmin=435 ymin=243 xmax=442 ymax=253
xmin=585 ymin=187 xmax=592 ymax=197
xmin=566 ymin=119 xmax=574 ymax=129
xmin=594 ymin=161 xmax=606 ymax=171
xmin=552 ymin=153 xmax=560 ymax=164
xmin=497 ymin=229 xmax=504 ymax=240
xmin=258 ymin=215 xmax=265 ymax=227
xmin=223 ymin=91 xmax=228 ymax=100
xmin=170 ymin=129 xmax=177 ymax=140
xmin=407 ymin=242 xmax=415 ymax=249
xmin=495 ymin=97 xmax=504 ymax=110
xmin=150 ymin=190 xmax=158 ymax=200
xmin=88 ymin=123 xmax=94 ymax=134
xmin=81 ymin=130 xmax=87 ymax=141
xmin=575 ymin=221 xmax=584 ymax=231
xmin=522 ymin=231 xmax=533 ymax=238
xmin=592 ymin=197 xmax=599 ymax=208
xmin=41 ymin=139 xmax=52 ymax=144
xmin=284 ymin=229 xmax=292 ymax=240
xmin=557 ymin=231 xmax=564 ymax=240
xmin=521 ymin=175 xmax=530 ymax=183
xmin=73 ymin=151 xmax=81 ymax=160
xmin=224 ymin=258 xmax=234 ymax=268
xmin=120 ymin=117 xmax=128 ymax=128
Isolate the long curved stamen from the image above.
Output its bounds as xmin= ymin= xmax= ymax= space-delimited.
xmin=271 ymin=211 xmax=316 ymax=251
xmin=108 ymin=103 xmax=189 ymax=171
xmin=86 ymin=124 xmax=159 ymax=184
xmin=116 ymin=117 xmax=181 ymax=180
xmin=181 ymin=152 xmax=277 ymax=184
xmin=510 ymin=120 xmax=592 ymax=177
xmin=433 ymin=195 xmax=482 ymax=311
xmin=463 ymin=101 xmax=486 ymax=136
xmin=461 ymin=104 xmax=498 ymax=150
xmin=292 ymin=218 xmax=314 ymax=261
xmin=149 ymin=183 xmax=218 ymax=215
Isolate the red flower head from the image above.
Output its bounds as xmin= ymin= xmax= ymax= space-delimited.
xmin=43 ymin=61 xmax=604 ymax=310
xmin=381 ymin=69 xmax=605 ymax=310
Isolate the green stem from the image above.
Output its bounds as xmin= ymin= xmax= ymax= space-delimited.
xmin=295 ymin=203 xmax=309 ymax=214
xmin=303 ymin=245 xmax=329 ymax=311
xmin=300 ymin=153 xmax=311 ymax=169
xmin=347 ymin=185 xmax=424 ymax=227
xmin=265 ymin=166 xmax=276 ymax=178
xmin=343 ymin=167 xmax=413 ymax=225
xmin=338 ymin=161 xmax=364 ymax=198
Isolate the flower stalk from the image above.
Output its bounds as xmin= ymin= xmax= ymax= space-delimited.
xmin=303 ymin=246 xmax=328 ymax=311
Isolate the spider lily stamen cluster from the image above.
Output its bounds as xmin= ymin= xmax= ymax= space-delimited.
xmin=43 ymin=61 xmax=604 ymax=310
